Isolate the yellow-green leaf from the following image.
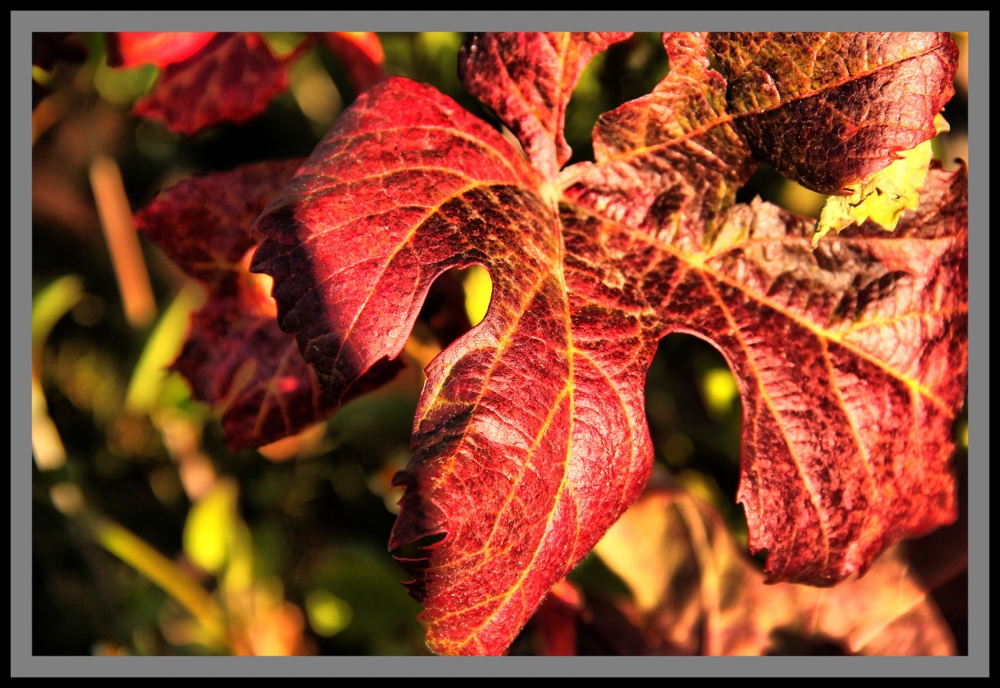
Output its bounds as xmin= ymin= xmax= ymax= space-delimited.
xmin=183 ymin=479 xmax=239 ymax=574
xmin=813 ymin=114 xmax=949 ymax=247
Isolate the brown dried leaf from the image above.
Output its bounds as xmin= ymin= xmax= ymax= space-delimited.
xmin=595 ymin=474 xmax=957 ymax=655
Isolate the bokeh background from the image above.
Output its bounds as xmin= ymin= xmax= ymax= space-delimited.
xmin=31 ymin=32 xmax=969 ymax=656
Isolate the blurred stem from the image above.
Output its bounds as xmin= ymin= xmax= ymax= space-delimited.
xmin=31 ymin=275 xmax=84 ymax=471
xmin=125 ymin=279 xmax=206 ymax=415
xmin=32 ymin=275 xmax=84 ymax=363
xmin=90 ymin=515 xmax=229 ymax=651
xmin=90 ymin=154 xmax=156 ymax=329
xmin=675 ymin=498 xmax=721 ymax=656
xmin=32 ymin=372 xmax=66 ymax=471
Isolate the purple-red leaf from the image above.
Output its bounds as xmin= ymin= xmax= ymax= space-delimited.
xmin=560 ymin=32 xmax=757 ymax=251
xmin=565 ymin=163 xmax=967 ymax=585
xmin=708 ymin=32 xmax=958 ymax=194
xmin=135 ymin=159 xmax=348 ymax=449
xmin=459 ymin=32 xmax=633 ymax=179
xmin=133 ymin=33 xmax=294 ymax=136
xmin=253 ymin=75 xmax=654 ymax=655
xmin=251 ymin=32 xmax=967 ymax=655
xmin=135 ymin=160 xmax=302 ymax=284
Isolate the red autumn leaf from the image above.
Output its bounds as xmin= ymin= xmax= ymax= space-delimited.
xmin=252 ymin=77 xmax=639 ymax=655
xmin=105 ymin=32 xmax=217 ymax=68
xmin=133 ymin=33 xmax=297 ymax=136
xmin=250 ymin=32 xmax=966 ymax=655
xmin=459 ymin=32 xmax=633 ymax=179
xmin=560 ymin=32 xmax=757 ymax=251
xmin=564 ymin=163 xmax=967 ymax=588
xmin=594 ymin=473 xmax=957 ymax=655
xmin=135 ymin=160 xmax=302 ymax=283
xmin=323 ymin=32 xmax=385 ymax=96
xmin=708 ymin=32 xmax=958 ymax=194
xmin=134 ymin=159 xmax=349 ymax=449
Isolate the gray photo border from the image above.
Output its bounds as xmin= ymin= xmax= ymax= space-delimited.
xmin=14 ymin=11 xmax=989 ymax=677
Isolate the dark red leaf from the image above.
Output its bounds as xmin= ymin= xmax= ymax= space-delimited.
xmin=565 ymin=163 xmax=966 ymax=585
xmin=133 ymin=33 xmax=294 ymax=136
xmin=172 ymin=274 xmax=334 ymax=450
xmin=323 ymin=32 xmax=385 ymax=96
xmin=531 ymin=579 xmax=583 ymax=656
xmin=135 ymin=159 xmax=353 ymax=449
xmin=105 ymin=32 xmax=217 ymax=68
xmin=253 ymin=76 xmax=653 ymax=654
xmin=708 ymin=32 xmax=958 ymax=194
xmin=459 ymin=32 xmax=633 ymax=179
xmin=250 ymin=32 xmax=966 ymax=655
xmin=560 ymin=32 xmax=757 ymax=250
xmin=135 ymin=160 xmax=304 ymax=284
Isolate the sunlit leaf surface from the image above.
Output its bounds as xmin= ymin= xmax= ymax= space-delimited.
xmin=243 ymin=32 xmax=966 ymax=655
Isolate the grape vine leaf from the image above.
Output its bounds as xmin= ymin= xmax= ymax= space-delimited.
xmin=593 ymin=473 xmax=957 ymax=655
xmin=250 ymin=32 xmax=966 ymax=655
xmin=131 ymin=33 xmax=305 ymax=136
xmin=708 ymin=32 xmax=959 ymax=195
xmin=134 ymin=159 xmax=376 ymax=449
xmin=458 ymin=32 xmax=634 ymax=180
